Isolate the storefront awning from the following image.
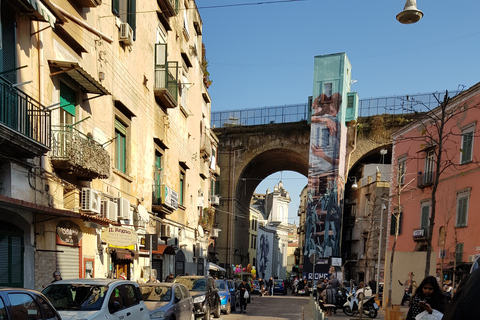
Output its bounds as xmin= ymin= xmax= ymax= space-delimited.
xmin=207 ymin=262 xmax=226 ymax=273
xmin=25 ymin=0 xmax=56 ymax=28
xmin=152 ymin=244 xmax=176 ymax=255
xmin=48 ymin=60 xmax=110 ymax=95
xmin=112 ymin=248 xmax=136 ymax=260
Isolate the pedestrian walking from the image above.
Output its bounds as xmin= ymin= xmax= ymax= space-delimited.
xmin=268 ymin=277 xmax=274 ymax=296
xmin=405 ymin=276 xmax=446 ymax=320
xmin=238 ymin=279 xmax=251 ymax=313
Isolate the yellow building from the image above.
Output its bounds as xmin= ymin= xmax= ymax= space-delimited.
xmin=0 ymin=0 xmax=217 ymax=290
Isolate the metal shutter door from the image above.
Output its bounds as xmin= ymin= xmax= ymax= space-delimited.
xmin=56 ymin=245 xmax=79 ymax=279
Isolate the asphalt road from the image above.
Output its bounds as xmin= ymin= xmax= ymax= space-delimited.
xmin=213 ymin=294 xmax=386 ymax=320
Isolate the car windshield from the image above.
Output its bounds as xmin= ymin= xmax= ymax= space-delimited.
xmin=175 ymin=278 xmax=206 ymax=291
xmin=43 ymin=284 xmax=108 ymax=311
xmin=140 ymin=286 xmax=171 ymax=302
xmin=214 ymin=280 xmax=226 ymax=290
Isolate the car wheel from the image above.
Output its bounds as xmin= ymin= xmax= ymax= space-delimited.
xmin=203 ymin=305 xmax=210 ymax=320
xmin=224 ymin=300 xmax=231 ymax=314
xmin=213 ymin=301 xmax=221 ymax=318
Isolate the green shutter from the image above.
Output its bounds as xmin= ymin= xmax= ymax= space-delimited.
xmin=60 ymin=83 xmax=76 ymax=116
xmin=457 ymin=197 xmax=468 ymax=227
xmin=115 ymin=120 xmax=126 ymax=173
xmin=112 ymin=0 xmax=120 ymax=16
xmin=462 ymin=131 xmax=473 ymax=163
xmin=128 ymin=0 xmax=136 ymax=39
xmin=421 ymin=205 xmax=429 ymax=228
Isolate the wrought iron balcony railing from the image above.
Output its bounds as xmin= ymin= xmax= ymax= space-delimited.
xmin=154 ymin=62 xmax=178 ymax=108
xmin=0 ymin=77 xmax=51 ymax=156
xmin=51 ymin=125 xmax=109 ymax=179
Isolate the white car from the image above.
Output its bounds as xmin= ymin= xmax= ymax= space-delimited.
xmin=42 ymin=278 xmax=150 ymax=320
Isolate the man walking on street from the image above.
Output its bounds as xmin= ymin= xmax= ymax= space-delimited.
xmin=268 ymin=277 xmax=274 ymax=296
xmin=238 ymin=279 xmax=250 ymax=313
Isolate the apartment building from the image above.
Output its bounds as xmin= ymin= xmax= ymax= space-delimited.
xmin=0 ymin=0 xmax=218 ymax=290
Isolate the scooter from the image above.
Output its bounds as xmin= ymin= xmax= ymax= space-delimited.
xmin=343 ymin=287 xmax=378 ymax=318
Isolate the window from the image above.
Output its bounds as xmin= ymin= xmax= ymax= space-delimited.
xmin=390 ymin=210 xmax=402 ymax=235
xmin=9 ymin=293 xmax=41 ymax=320
xmin=455 ymin=243 xmax=464 ymax=263
xmin=397 ymin=156 xmax=406 ymax=185
xmin=424 ymin=149 xmax=435 ymax=184
xmin=179 ymin=169 xmax=185 ymax=206
xmin=153 ymin=151 xmax=162 ymax=205
xmin=60 ymin=82 xmax=76 ymax=124
xmin=115 ymin=119 xmax=127 ymax=173
xmin=112 ymin=0 xmax=136 ymax=38
xmin=456 ymin=191 xmax=470 ymax=227
xmin=460 ymin=125 xmax=474 ymax=164
xmin=420 ymin=202 xmax=431 ymax=229
xmin=324 ymin=83 xmax=332 ymax=97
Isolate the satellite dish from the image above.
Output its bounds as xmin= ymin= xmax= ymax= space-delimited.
xmin=197 ymin=225 xmax=204 ymax=238
xmin=137 ymin=205 xmax=150 ymax=223
xmin=92 ymin=127 xmax=108 ymax=145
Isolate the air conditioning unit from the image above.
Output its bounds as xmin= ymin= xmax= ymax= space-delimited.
xmin=469 ymin=255 xmax=478 ymax=263
xmin=211 ymin=195 xmax=220 ymax=206
xmin=119 ymin=23 xmax=133 ymax=45
xmin=116 ymin=197 xmax=130 ymax=220
xmin=101 ymin=199 xmax=118 ymax=221
xmin=197 ymin=195 xmax=204 ymax=207
xmin=81 ymin=188 xmax=101 ymax=214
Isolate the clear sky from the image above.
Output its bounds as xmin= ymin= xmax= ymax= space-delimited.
xmin=196 ymin=0 xmax=480 ymax=222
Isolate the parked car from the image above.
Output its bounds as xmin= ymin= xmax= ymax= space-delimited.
xmin=173 ymin=275 xmax=221 ymax=320
xmin=0 ymin=287 xmax=62 ymax=320
xmin=140 ymin=282 xmax=194 ymax=320
xmin=42 ymin=278 xmax=150 ymax=320
xmin=226 ymin=280 xmax=237 ymax=312
xmin=214 ymin=279 xmax=233 ymax=314
xmin=273 ymin=279 xmax=287 ymax=295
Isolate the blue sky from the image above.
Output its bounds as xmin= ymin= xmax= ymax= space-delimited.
xmin=197 ymin=0 xmax=480 ymax=222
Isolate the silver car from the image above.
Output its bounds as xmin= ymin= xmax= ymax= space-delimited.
xmin=140 ymin=283 xmax=194 ymax=320
xmin=42 ymin=278 xmax=150 ymax=320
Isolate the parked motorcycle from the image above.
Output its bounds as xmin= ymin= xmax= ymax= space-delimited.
xmin=343 ymin=287 xmax=378 ymax=318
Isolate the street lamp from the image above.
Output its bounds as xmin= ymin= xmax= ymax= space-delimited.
xmin=396 ymin=0 xmax=423 ymax=24
xmin=376 ymin=203 xmax=387 ymax=295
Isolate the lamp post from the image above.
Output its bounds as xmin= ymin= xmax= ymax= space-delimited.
xmin=376 ymin=203 xmax=386 ymax=295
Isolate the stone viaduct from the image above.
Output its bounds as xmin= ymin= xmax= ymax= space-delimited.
xmin=212 ymin=117 xmax=401 ymax=268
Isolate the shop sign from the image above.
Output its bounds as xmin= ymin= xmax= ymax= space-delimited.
xmin=161 ymin=184 xmax=178 ymax=210
xmin=102 ymin=226 xmax=137 ymax=248
xmin=56 ymin=220 xmax=83 ymax=245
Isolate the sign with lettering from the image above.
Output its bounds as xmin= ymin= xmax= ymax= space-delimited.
xmin=102 ymin=226 xmax=137 ymax=248
xmin=161 ymin=184 xmax=178 ymax=210
xmin=56 ymin=220 xmax=83 ymax=245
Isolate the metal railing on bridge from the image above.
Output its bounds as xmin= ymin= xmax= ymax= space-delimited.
xmin=211 ymin=90 xmax=462 ymax=128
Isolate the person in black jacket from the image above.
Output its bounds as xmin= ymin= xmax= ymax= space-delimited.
xmin=268 ymin=277 xmax=274 ymax=296
xmin=238 ymin=279 xmax=251 ymax=313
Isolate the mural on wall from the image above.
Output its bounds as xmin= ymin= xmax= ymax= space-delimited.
xmin=304 ymin=53 xmax=352 ymax=279
xmin=305 ymin=93 xmax=343 ymax=263
xmin=256 ymin=229 xmax=273 ymax=281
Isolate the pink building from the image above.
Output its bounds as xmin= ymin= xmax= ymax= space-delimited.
xmin=389 ymin=82 xmax=480 ymax=281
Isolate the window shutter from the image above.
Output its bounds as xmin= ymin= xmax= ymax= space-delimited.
xmin=457 ymin=197 xmax=468 ymax=227
xmin=112 ymin=0 xmax=120 ymax=16
xmin=421 ymin=205 xmax=429 ymax=228
xmin=60 ymin=83 xmax=76 ymax=116
xmin=128 ymin=0 xmax=136 ymax=39
xmin=462 ymin=131 xmax=473 ymax=163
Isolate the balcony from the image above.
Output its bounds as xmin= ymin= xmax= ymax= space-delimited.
xmin=417 ymin=171 xmax=434 ymax=188
xmin=0 ymin=77 xmax=51 ymax=158
xmin=413 ymin=227 xmax=430 ymax=241
xmin=154 ymin=44 xmax=178 ymax=109
xmin=157 ymin=0 xmax=178 ymax=17
xmin=50 ymin=126 xmax=109 ymax=180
